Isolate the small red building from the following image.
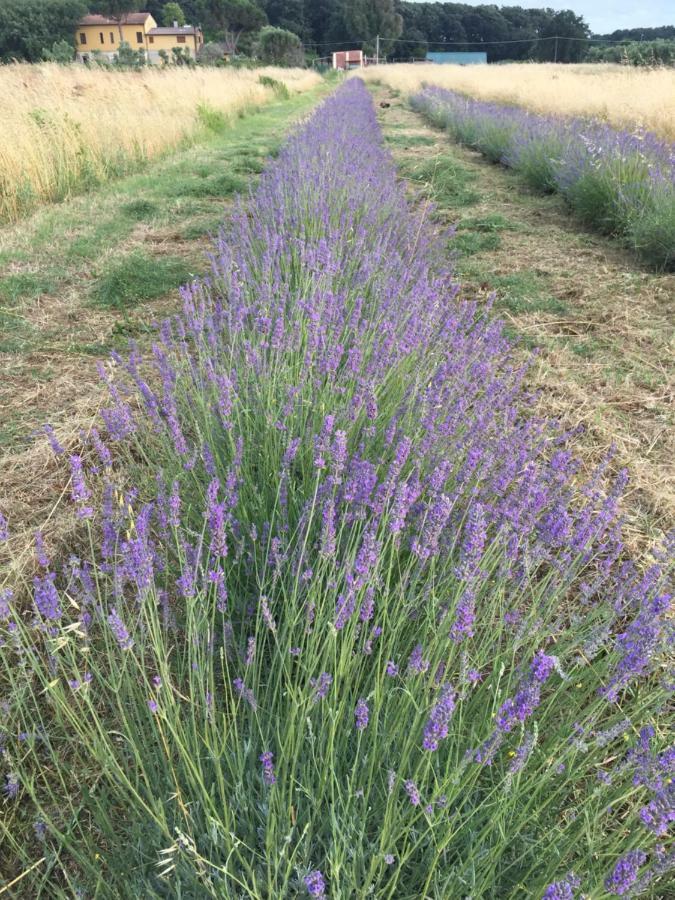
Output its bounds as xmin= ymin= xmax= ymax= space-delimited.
xmin=332 ymin=49 xmax=364 ymax=70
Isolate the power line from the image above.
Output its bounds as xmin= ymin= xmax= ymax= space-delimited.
xmin=306 ymin=34 xmax=667 ymax=49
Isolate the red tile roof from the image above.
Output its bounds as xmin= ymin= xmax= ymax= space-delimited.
xmin=78 ymin=13 xmax=152 ymax=26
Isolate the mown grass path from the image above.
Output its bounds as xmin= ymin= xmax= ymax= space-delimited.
xmin=0 ymin=85 xmax=328 ymax=564
xmin=373 ymin=84 xmax=674 ymax=552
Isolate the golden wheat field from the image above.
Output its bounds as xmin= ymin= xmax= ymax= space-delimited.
xmin=362 ymin=63 xmax=675 ymax=140
xmin=0 ymin=63 xmax=321 ymax=221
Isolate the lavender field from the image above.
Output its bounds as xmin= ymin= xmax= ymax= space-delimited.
xmin=410 ymin=87 xmax=675 ymax=270
xmin=0 ymin=80 xmax=673 ymax=898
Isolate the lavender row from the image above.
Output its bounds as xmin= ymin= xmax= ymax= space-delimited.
xmin=411 ymin=86 xmax=675 ymax=270
xmin=0 ymin=81 xmax=672 ymax=898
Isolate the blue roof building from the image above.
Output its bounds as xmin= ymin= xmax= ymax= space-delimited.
xmin=426 ymin=51 xmax=487 ymax=65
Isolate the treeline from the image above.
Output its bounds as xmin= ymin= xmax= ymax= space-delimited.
xmin=0 ymin=0 xmax=673 ymax=65
xmin=587 ymin=39 xmax=675 ymax=67
xmin=593 ymin=25 xmax=675 ymax=42
xmin=395 ymin=3 xmax=591 ymax=62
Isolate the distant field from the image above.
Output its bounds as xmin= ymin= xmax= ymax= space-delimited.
xmin=0 ymin=63 xmax=321 ymax=221
xmin=361 ymin=63 xmax=675 ymax=140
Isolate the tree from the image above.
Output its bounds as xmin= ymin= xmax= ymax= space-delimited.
xmin=207 ymin=0 xmax=267 ymax=54
xmin=162 ymin=2 xmax=186 ymax=26
xmin=330 ymin=0 xmax=403 ymax=57
xmin=0 ymin=0 xmax=87 ymax=62
xmin=259 ymin=0 xmax=304 ymax=39
xmin=304 ymin=0 xmax=333 ymax=46
xmin=536 ymin=10 xmax=590 ymax=62
xmin=399 ymin=27 xmax=427 ymax=61
xmin=461 ymin=8 xmax=509 ymax=60
xmin=257 ymin=24 xmax=304 ymax=66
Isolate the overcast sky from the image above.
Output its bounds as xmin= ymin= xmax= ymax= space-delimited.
xmin=406 ymin=2 xmax=674 ymax=35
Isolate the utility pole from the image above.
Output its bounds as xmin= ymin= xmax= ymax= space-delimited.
xmin=376 ymin=34 xmax=380 ymax=65
xmin=553 ymin=35 xmax=558 ymax=63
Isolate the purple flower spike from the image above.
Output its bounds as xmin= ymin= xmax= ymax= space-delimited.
xmin=3 ymin=773 xmax=19 ymax=800
xmin=259 ymin=751 xmax=276 ymax=786
xmin=68 ymin=455 xmax=93 ymax=519
xmin=108 ymin=607 xmax=133 ymax=650
xmin=233 ymin=677 xmax=257 ymax=710
xmin=542 ymin=872 xmax=580 ymax=899
xmin=404 ymin=779 xmax=421 ymax=806
xmin=355 ymin=698 xmax=369 ymax=731
xmin=304 ymin=869 xmax=326 ymax=898
xmin=310 ymin=672 xmax=333 ymax=704
xmin=34 ymin=572 xmax=62 ymax=621
xmin=43 ymin=423 xmax=65 ymax=455
xmin=531 ymin=651 xmax=557 ymax=683
xmin=605 ymin=850 xmax=647 ymax=896
xmin=423 ymin=684 xmax=456 ymax=751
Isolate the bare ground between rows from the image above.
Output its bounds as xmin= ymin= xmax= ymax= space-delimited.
xmin=374 ymin=86 xmax=674 ymax=556
xmin=0 ymin=235 xmax=213 ymax=586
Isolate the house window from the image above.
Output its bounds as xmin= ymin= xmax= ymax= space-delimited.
xmin=99 ymin=32 xmax=104 ymax=44
xmin=177 ymin=35 xmax=186 ymax=43
xmin=110 ymin=32 xmax=115 ymax=43
xmin=148 ymin=35 xmax=154 ymax=44
xmin=136 ymin=31 xmax=143 ymax=43
xmin=79 ymin=32 xmax=86 ymax=44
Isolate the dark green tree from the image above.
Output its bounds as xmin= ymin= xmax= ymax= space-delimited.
xmin=536 ymin=9 xmax=590 ymax=62
xmin=257 ymin=23 xmax=304 ymax=65
xmin=161 ymin=2 xmax=186 ymax=26
xmin=259 ymin=0 xmax=304 ymax=38
xmin=206 ymin=0 xmax=267 ymax=52
xmin=399 ymin=26 xmax=427 ymax=60
xmin=330 ymin=0 xmax=403 ymax=57
xmin=0 ymin=0 xmax=87 ymax=62
xmin=304 ymin=0 xmax=333 ymax=46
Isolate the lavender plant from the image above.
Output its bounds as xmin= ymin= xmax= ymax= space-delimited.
xmin=411 ymin=87 xmax=675 ymax=270
xmin=0 ymin=81 xmax=672 ymax=898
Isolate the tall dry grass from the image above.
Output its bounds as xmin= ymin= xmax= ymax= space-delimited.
xmin=0 ymin=63 xmax=321 ymax=221
xmin=362 ymin=63 xmax=675 ymax=140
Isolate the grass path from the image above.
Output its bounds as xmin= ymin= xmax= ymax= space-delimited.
xmin=373 ymin=84 xmax=674 ymax=552
xmin=0 ymin=84 xmax=328 ymax=566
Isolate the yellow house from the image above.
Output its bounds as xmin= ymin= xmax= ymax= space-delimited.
xmin=75 ymin=12 xmax=203 ymax=64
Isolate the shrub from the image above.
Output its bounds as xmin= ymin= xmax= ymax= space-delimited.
xmin=257 ymin=25 xmax=305 ymax=67
xmin=115 ymin=40 xmax=147 ymax=69
xmin=41 ymin=39 xmax=74 ymax=64
xmin=197 ymin=41 xmax=229 ymax=66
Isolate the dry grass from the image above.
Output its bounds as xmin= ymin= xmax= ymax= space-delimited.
xmin=0 ymin=63 xmax=321 ymax=221
xmin=362 ymin=63 xmax=675 ymax=140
